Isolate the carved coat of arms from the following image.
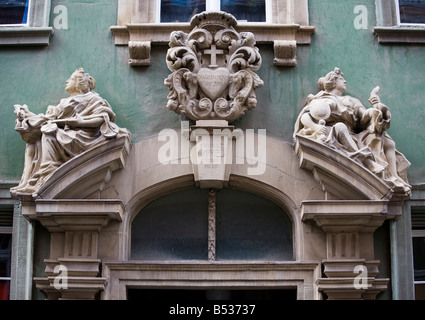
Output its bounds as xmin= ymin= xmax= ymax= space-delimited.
xmin=165 ymin=12 xmax=264 ymax=122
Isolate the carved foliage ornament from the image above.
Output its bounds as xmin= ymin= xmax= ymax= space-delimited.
xmin=164 ymin=12 xmax=264 ymax=122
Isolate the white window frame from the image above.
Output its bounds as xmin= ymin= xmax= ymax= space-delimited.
xmin=374 ymin=0 xmax=425 ymax=43
xmin=155 ymin=0 xmax=272 ymax=23
xmin=111 ymin=0 xmax=314 ymax=67
xmin=395 ymin=0 xmax=425 ymax=26
xmin=0 ymin=0 xmax=53 ymax=46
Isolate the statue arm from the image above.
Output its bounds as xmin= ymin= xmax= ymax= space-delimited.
xmin=358 ymin=86 xmax=391 ymax=133
xmin=300 ymin=112 xmax=327 ymax=136
xmin=52 ymin=115 xmax=105 ymax=128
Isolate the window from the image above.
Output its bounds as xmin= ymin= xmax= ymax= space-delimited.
xmin=412 ymin=208 xmax=425 ymax=300
xmin=159 ymin=0 xmax=268 ymax=23
xmin=0 ymin=0 xmax=52 ymax=46
xmin=131 ymin=189 xmax=293 ymax=261
xmin=111 ymin=0 xmax=314 ymax=67
xmin=374 ymin=0 xmax=425 ymax=43
xmin=0 ymin=210 xmax=13 ymax=300
xmin=397 ymin=0 xmax=425 ymax=24
xmin=160 ymin=0 xmax=206 ymax=23
xmin=0 ymin=0 xmax=30 ymax=25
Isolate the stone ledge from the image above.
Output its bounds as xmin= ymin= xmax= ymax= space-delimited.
xmin=0 ymin=27 xmax=53 ymax=46
xmin=374 ymin=26 xmax=425 ymax=44
xmin=294 ymin=135 xmax=395 ymax=200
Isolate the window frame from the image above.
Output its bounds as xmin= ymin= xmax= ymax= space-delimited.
xmin=374 ymin=0 xmax=425 ymax=43
xmin=111 ymin=0 xmax=314 ymax=67
xmin=0 ymin=0 xmax=53 ymax=46
xmin=396 ymin=0 xmax=425 ymax=26
xmin=0 ymin=0 xmax=31 ymax=26
xmin=412 ymin=229 xmax=425 ymax=299
xmin=155 ymin=0 xmax=272 ymax=24
xmin=0 ymin=227 xmax=12 ymax=300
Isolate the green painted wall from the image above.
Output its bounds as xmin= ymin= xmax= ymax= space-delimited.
xmin=1 ymin=0 xmax=425 ymax=185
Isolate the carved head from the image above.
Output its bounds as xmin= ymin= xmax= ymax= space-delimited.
xmin=318 ymin=67 xmax=346 ymax=93
xmin=66 ymin=68 xmax=96 ymax=95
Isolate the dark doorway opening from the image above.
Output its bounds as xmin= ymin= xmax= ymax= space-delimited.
xmin=127 ymin=289 xmax=297 ymax=300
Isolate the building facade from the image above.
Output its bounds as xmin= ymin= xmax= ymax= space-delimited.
xmin=0 ymin=0 xmax=425 ymax=300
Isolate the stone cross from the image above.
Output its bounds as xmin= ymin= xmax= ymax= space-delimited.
xmin=204 ymin=44 xmax=224 ymax=68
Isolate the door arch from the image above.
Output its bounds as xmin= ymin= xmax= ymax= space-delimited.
xmin=130 ymin=188 xmax=294 ymax=261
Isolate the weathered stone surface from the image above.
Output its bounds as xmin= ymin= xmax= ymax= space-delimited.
xmin=11 ymin=68 xmax=130 ymax=197
xmin=164 ymin=11 xmax=263 ymax=122
xmin=294 ymin=67 xmax=411 ymax=196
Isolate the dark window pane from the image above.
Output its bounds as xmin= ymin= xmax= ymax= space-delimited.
xmin=0 ymin=280 xmax=10 ymax=300
xmin=399 ymin=0 xmax=425 ymax=24
xmin=216 ymin=189 xmax=293 ymax=260
xmin=0 ymin=234 xmax=12 ymax=278
xmin=131 ymin=189 xmax=209 ymax=260
xmin=161 ymin=0 xmax=206 ymax=23
xmin=0 ymin=0 xmax=30 ymax=24
xmin=413 ymin=237 xmax=425 ymax=281
xmin=221 ymin=0 xmax=265 ymax=22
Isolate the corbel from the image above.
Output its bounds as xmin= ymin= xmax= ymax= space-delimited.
xmin=128 ymin=40 xmax=151 ymax=66
xmin=273 ymin=40 xmax=297 ymax=67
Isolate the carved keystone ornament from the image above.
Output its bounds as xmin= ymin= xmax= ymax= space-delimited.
xmin=164 ymin=12 xmax=264 ymax=122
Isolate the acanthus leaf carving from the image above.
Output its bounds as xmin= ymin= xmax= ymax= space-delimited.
xmin=164 ymin=11 xmax=264 ymax=123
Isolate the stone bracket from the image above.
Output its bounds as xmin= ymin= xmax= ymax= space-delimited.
xmin=111 ymin=23 xmax=314 ymax=67
xmin=302 ymin=200 xmax=395 ymax=299
xmin=128 ymin=40 xmax=151 ymax=66
xmin=32 ymin=200 xmax=124 ymax=299
xmin=32 ymin=199 xmax=125 ymax=231
xmin=274 ymin=40 xmax=297 ymax=67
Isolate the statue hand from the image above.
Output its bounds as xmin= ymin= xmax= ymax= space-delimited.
xmin=317 ymin=121 xmax=329 ymax=140
xmin=370 ymin=86 xmax=380 ymax=97
xmin=14 ymin=104 xmax=30 ymax=120
xmin=369 ymin=86 xmax=381 ymax=106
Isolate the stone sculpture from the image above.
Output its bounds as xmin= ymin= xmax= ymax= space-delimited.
xmin=11 ymin=68 xmax=130 ymax=196
xmin=294 ymin=67 xmax=411 ymax=194
xmin=164 ymin=11 xmax=263 ymax=122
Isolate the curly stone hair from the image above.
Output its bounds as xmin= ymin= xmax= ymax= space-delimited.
xmin=318 ymin=67 xmax=344 ymax=92
xmin=72 ymin=68 xmax=96 ymax=93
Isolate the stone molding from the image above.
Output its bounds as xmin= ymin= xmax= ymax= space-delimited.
xmin=12 ymin=134 xmax=130 ymax=300
xmin=374 ymin=0 xmax=425 ymax=44
xmin=301 ymin=199 xmax=398 ymax=299
xmin=34 ymin=135 xmax=131 ymax=200
xmin=0 ymin=0 xmax=53 ymax=46
xmin=11 ymin=132 xmax=410 ymax=299
xmin=295 ymin=135 xmax=394 ymax=200
xmin=110 ymin=0 xmax=314 ymax=66
xmin=102 ymin=261 xmax=321 ymax=300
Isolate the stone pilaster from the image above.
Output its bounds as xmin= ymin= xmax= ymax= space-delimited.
xmin=302 ymin=200 xmax=394 ymax=299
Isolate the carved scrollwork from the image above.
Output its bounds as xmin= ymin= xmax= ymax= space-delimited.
xmin=164 ymin=11 xmax=263 ymax=122
xmin=188 ymin=28 xmax=213 ymax=50
xmin=214 ymin=28 xmax=239 ymax=49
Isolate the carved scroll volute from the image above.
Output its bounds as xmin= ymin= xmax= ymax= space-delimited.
xmin=164 ymin=11 xmax=264 ymax=122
